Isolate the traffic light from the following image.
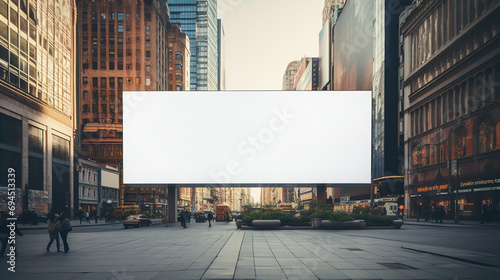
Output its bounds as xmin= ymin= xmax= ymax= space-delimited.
xmin=374 ymin=186 xmax=379 ymax=194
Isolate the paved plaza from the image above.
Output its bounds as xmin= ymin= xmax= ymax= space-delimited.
xmin=1 ymin=221 xmax=499 ymax=280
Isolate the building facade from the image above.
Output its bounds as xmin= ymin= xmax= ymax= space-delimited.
xmin=167 ymin=21 xmax=190 ymax=91
xmin=295 ymin=57 xmax=319 ymax=91
xmin=402 ymin=0 xmax=500 ymax=220
xmin=168 ymin=0 xmax=218 ymax=91
xmin=217 ymin=18 xmax=225 ymax=91
xmin=282 ymin=60 xmax=300 ymax=90
xmin=0 ymin=0 xmax=77 ymax=215
xmin=76 ymin=0 xmax=170 ymax=216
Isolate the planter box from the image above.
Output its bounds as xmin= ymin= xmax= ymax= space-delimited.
xmin=252 ymin=220 xmax=281 ymax=228
xmin=320 ymin=220 xmax=366 ymax=229
xmin=392 ymin=219 xmax=404 ymax=229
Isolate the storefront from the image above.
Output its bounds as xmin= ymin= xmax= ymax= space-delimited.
xmin=409 ymin=178 xmax=500 ymax=221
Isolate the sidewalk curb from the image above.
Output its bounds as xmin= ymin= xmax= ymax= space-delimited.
xmin=19 ymin=221 xmax=123 ymax=230
xmin=401 ymin=246 xmax=500 ymax=268
xmin=404 ymin=221 xmax=500 ymax=228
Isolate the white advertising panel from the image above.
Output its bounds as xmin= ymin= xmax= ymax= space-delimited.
xmin=123 ymin=91 xmax=371 ymax=185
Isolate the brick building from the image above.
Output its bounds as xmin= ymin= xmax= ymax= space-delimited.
xmin=76 ymin=0 xmax=170 ymax=216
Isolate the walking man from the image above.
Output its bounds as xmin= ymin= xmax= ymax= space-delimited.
xmin=207 ymin=212 xmax=213 ymax=227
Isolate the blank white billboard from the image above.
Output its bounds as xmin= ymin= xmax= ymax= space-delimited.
xmin=123 ymin=91 xmax=371 ymax=185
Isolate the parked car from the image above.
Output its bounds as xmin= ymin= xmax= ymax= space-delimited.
xmin=123 ymin=214 xmax=152 ymax=228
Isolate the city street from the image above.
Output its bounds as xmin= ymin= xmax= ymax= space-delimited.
xmin=1 ymin=222 xmax=499 ymax=280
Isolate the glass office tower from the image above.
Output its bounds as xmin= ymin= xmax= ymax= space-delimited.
xmin=168 ymin=0 xmax=218 ymax=91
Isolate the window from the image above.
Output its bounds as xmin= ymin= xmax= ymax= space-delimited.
xmin=109 ymin=13 xmax=114 ymax=20
xmin=117 ymin=62 xmax=123 ymax=70
xmin=101 ymin=24 xmax=106 ymax=33
xmin=118 ymin=49 xmax=123 ymax=57
xmin=109 ymin=78 xmax=115 ymax=88
xmin=145 ymin=25 xmax=150 ymax=34
xmin=145 ymin=51 xmax=150 ymax=57
xmin=83 ymin=77 xmax=88 ymax=85
xmin=145 ymin=78 xmax=151 ymax=86
xmin=101 ymin=104 xmax=107 ymax=114
xmin=126 ymin=49 xmax=131 ymax=56
xmin=92 ymin=61 xmax=97 ymax=70
xmin=10 ymin=8 xmax=18 ymax=27
xmin=117 ymin=37 xmax=123 ymax=44
xmin=126 ymin=77 xmax=132 ymax=85
xmin=475 ymin=116 xmax=495 ymax=154
xmin=175 ymin=53 xmax=182 ymax=60
xmin=145 ymin=13 xmax=151 ymax=22
xmin=118 ymin=13 xmax=123 ymax=20
xmin=175 ymin=64 xmax=182 ymax=71
xmin=109 ymin=61 xmax=114 ymax=70
xmin=92 ymin=77 xmax=98 ymax=87
xmin=109 ymin=49 xmax=114 ymax=57
xmin=145 ymin=64 xmax=150 ymax=72
xmin=100 ymin=61 xmax=106 ymax=70
xmin=126 ymin=63 xmax=131 ymax=70
xmin=83 ymin=104 xmax=90 ymax=113
xmin=0 ymin=1 xmax=8 ymax=18
xmin=109 ymin=24 xmax=114 ymax=33
xmin=118 ymin=78 xmax=123 ymax=87
xmin=145 ymin=39 xmax=150 ymax=46
xmin=176 ymin=74 xmax=182 ymax=81
xmin=118 ymin=25 xmax=123 ymax=33
xmin=100 ymin=13 xmax=106 ymax=20
xmin=83 ymin=91 xmax=88 ymax=99
xmin=20 ymin=18 xmax=27 ymax=34
xmin=135 ymin=77 xmax=141 ymax=85
xmin=82 ymin=12 xmax=88 ymax=20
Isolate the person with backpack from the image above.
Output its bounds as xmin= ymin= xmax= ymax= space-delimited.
xmin=46 ymin=213 xmax=61 ymax=252
xmin=58 ymin=212 xmax=71 ymax=253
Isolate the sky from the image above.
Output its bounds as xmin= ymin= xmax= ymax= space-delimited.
xmin=217 ymin=0 xmax=325 ymax=201
xmin=219 ymin=0 xmax=324 ymax=90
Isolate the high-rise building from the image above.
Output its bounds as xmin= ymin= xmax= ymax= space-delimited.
xmin=76 ymin=0 xmax=170 ymax=216
xmin=282 ymin=60 xmax=300 ymax=90
xmin=402 ymin=1 xmax=500 ymax=220
xmin=167 ymin=22 xmax=190 ymax=91
xmin=168 ymin=0 xmax=218 ymax=91
xmin=217 ymin=19 xmax=225 ymax=90
xmin=0 ymin=0 xmax=77 ymax=215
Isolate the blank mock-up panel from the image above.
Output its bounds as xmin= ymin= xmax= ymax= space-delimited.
xmin=123 ymin=91 xmax=371 ymax=185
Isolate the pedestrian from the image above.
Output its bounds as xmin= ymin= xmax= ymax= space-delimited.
xmin=77 ymin=208 xmax=83 ymax=224
xmin=430 ymin=206 xmax=436 ymax=223
xmin=179 ymin=210 xmax=186 ymax=228
xmin=481 ymin=204 xmax=489 ymax=224
xmin=207 ymin=211 xmax=213 ymax=227
xmin=46 ymin=213 xmax=62 ymax=252
xmin=58 ymin=212 xmax=71 ymax=253
xmin=93 ymin=209 xmax=98 ymax=223
xmin=85 ymin=211 xmax=90 ymax=223
xmin=438 ymin=206 xmax=444 ymax=224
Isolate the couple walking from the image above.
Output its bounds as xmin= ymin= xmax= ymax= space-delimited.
xmin=46 ymin=212 xmax=72 ymax=253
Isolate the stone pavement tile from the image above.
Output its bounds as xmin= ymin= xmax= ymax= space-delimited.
xmin=124 ymin=272 xmax=161 ymax=280
xmin=153 ymin=269 xmax=206 ymax=280
xmin=164 ymin=262 xmax=195 ymax=271
xmin=366 ymin=269 xmax=416 ymax=279
xmin=234 ymin=267 xmax=256 ymax=279
xmin=338 ymin=269 xmax=380 ymax=279
xmin=237 ymin=259 xmax=255 ymax=267
xmin=276 ymin=257 xmax=304 ymax=268
xmin=282 ymin=268 xmax=319 ymax=280
xmin=398 ymin=269 xmax=443 ymax=279
xmin=255 ymin=266 xmax=286 ymax=277
xmin=254 ymin=257 xmax=279 ymax=267
xmin=329 ymin=261 xmax=362 ymax=270
xmin=273 ymin=251 xmax=296 ymax=258
xmin=201 ymin=268 xmax=235 ymax=279
xmin=310 ymin=268 xmax=350 ymax=280
xmin=188 ymin=261 xmax=212 ymax=270
xmin=344 ymin=259 xmax=389 ymax=270
xmin=418 ymin=268 xmax=461 ymax=278
xmin=444 ymin=267 xmax=500 ymax=279
xmin=2 ymin=273 xmax=84 ymax=280
xmin=73 ymin=272 xmax=114 ymax=280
